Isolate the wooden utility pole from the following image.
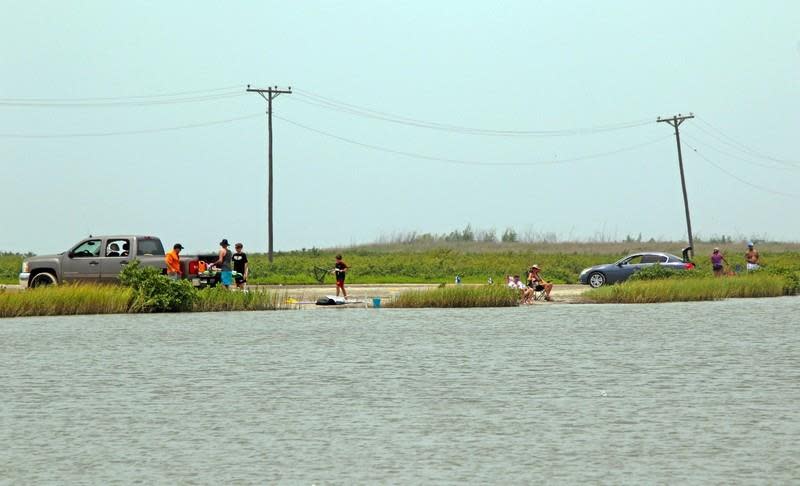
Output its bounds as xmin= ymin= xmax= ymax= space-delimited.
xmin=657 ymin=113 xmax=695 ymax=258
xmin=247 ymin=85 xmax=292 ymax=262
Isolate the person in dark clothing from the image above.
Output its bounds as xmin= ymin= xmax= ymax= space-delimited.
xmin=214 ymin=239 xmax=233 ymax=288
xmin=333 ymin=254 xmax=349 ymax=299
xmin=232 ymin=242 xmax=249 ymax=289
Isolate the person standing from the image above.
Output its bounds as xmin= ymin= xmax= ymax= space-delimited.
xmin=165 ymin=243 xmax=184 ymax=280
xmin=745 ymin=242 xmax=760 ymax=271
xmin=710 ymin=248 xmax=728 ymax=277
xmin=232 ymin=242 xmax=249 ymax=290
xmin=214 ymin=239 xmax=233 ymax=288
xmin=333 ymin=254 xmax=349 ymax=299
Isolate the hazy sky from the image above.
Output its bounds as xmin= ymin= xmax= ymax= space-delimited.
xmin=2 ymin=1 xmax=799 ymax=254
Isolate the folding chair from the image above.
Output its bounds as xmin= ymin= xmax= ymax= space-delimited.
xmin=532 ymin=284 xmax=547 ymax=301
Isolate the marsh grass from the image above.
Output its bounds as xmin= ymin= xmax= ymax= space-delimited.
xmin=0 ymin=284 xmax=132 ymax=318
xmin=193 ymin=287 xmax=287 ymax=312
xmin=388 ymin=285 xmax=520 ymax=308
xmin=584 ymin=273 xmax=792 ymax=304
xmin=0 ymin=284 xmax=287 ymax=318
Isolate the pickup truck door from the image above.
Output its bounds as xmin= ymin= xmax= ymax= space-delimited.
xmin=100 ymin=238 xmax=132 ymax=282
xmin=62 ymin=239 xmax=102 ymax=282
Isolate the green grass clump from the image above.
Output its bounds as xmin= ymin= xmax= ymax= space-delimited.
xmin=120 ymin=260 xmax=196 ymax=312
xmin=584 ymin=273 xmax=792 ymax=304
xmin=0 ymin=254 xmax=24 ymax=284
xmin=0 ymin=284 xmax=132 ymax=318
xmin=193 ymin=287 xmax=286 ymax=312
xmin=388 ymin=285 xmax=520 ymax=308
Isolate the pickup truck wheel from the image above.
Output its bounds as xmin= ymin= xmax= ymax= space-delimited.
xmin=30 ymin=272 xmax=57 ymax=288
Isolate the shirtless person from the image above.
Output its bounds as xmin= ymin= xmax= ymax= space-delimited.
xmin=745 ymin=242 xmax=760 ymax=271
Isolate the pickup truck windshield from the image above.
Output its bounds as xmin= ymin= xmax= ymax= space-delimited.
xmin=137 ymin=238 xmax=165 ymax=256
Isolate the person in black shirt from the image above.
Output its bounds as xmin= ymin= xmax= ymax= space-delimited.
xmin=232 ymin=242 xmax=249 ymax=290
xmin=333 ymin=254 xmax=349 ymax=298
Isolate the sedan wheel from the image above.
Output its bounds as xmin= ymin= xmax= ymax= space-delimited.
xmin=588 ymin=272 xmax=606 ymax=288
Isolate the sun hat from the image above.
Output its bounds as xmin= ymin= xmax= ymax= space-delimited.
xmin=713 ymin=247 xmax=719 ymax=252
xmin=531 ymin=264 xmax=540 ymax=270
xmin=220 ymin=239 xmax=229 ymax=247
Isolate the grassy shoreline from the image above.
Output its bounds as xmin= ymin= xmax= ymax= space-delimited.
xmin=583 ymin=273 xmax=796 ymax=304
xmin=0 ymin=284 xmax=287 ymax=318
xmin=388 ymin=285 xmax=520 ymax=308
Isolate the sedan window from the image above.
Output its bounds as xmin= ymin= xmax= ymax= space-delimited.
xmin=640 ymin=254 xmax=664 ymax=264
xmin=624 ymin=255 xmax=644 ymax=265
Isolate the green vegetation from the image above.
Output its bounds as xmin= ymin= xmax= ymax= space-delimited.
xmin=388 ymin=285 xmax=520 ymax=308
xmin=120 ymin=260 xmax=196 ymax=312
xmin=244 ymin=243 xmax=800 ymax=286
xmin=193 ymin=287 xmax=285 ymax=312
xmin=584 ymin=272 xmax=797 ymax=304
xmin=0 ymin=253 xmax=24 ymax=284
xmin=0 ymin=284 xmax=132 ymax=318
xmin=0 ymin=262 xmax=287 ymax=318
xmin=246 ymin=248 xmax=608 ymax=285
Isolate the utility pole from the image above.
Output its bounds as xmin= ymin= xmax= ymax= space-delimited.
xmin=247 ymin=85 xmax=292 ymax=262
xmin=657 ymin=113 xmax=695 ymax=258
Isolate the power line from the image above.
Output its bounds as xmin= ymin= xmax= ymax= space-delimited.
xmin=683 ymin=141 xmax=800 ymax=198
xmin=274 ymin=113 xmax=671 ymax=166
xmin=0 ymin=91 xmax=244 ymax=107
xmin=694 ymin=116 xmax=800 ymax=165
xmin=0 ymin=85 xmax=244 ymax=102
xmin=291 ymin=88 xmax=652 ymax=137
xmin=0 ymin=113 xmax=262 ymax=138
xmin=682 ymin=133 xmax=798 ymax=171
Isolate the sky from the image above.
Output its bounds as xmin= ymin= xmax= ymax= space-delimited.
xmin=2 ymin=1 xmax=799 ymax=254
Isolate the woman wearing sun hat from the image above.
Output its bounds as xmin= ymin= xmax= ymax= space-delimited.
xmin=528 ymin=264 xmax=554 ymax=301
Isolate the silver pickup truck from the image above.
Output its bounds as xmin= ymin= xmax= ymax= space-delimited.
xmin=19 ymin=235 xmax=170 ymax=288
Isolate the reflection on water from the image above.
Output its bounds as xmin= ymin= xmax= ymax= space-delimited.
xmin=2 ymin=297 xmax=799 ymax=483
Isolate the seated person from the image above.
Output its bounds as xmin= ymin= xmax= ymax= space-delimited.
xmin=527 ymin=264 xmax=553 ymax=301
xmin=512 ymin=274 xmax=534 ymax=304
xmin=121 ymin=242 xmax=129 ymax=257
xmin=106 ymin=242 xmax=121 ymax=257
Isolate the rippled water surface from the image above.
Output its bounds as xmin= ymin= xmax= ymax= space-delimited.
xmin=2 ymin=297 xmax=800 ymax=483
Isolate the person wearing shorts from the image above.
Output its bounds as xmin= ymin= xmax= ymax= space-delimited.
xmin=528 ymin=264 xmax=553 ymax=301
xmin=745 ymin=242 xmax=760 ymax=271
xmin=214 ymin=239 xmax=233 ymax=288
xmin=333 ymin=254 xmax=349 ymax=299
xmin=232 ymin=242 xmax=249 ymax=289
xmin=710 ymin=248 xmax=727 ymax=277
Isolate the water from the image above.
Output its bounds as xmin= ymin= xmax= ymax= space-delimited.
xmin=2 ymin=297 xmax=799 ymax=484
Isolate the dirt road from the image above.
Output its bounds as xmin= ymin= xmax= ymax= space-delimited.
xmin=256 ymin=283 xmax=589 ymax=306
